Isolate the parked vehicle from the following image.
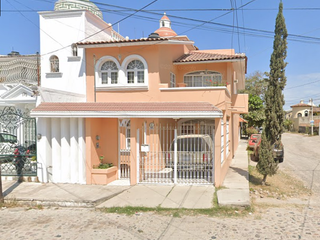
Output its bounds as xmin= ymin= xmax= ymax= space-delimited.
xmin=0 ymin=132 xmax=18 ymax=163
xmin=166 ymin=134 xmax=214 ymax=170
xmin=0 ymin=132 xmax=35 ymax=174
xmin=251 ymin=138 xmax=284 ymax=163
xmin=247 ymin=134 xmax=261 ymax=150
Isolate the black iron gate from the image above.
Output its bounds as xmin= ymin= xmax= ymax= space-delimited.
xmin=0 ymin=106 xmax=37 ymax=177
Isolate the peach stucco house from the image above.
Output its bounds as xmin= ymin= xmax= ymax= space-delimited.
xmin=32 ymin=8 xmax=248 ymax=187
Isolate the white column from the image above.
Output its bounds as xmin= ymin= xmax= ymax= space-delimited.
xmin=174 ymin=128 xmax=177 ymax=184
xmin=78 ymin=118 xmax=86 ymax=184
xmin=51 ymin=118 xmax=61 ymax=183
xmin=70 ymin=118 xmax=78 ymax=183
xmin=61 ymin=118 xmax=71 ymax=183
xmin=36 ymin=118 xmax=51 ymax=183
xmin=136 ymin=129 xmax=140 ymax=183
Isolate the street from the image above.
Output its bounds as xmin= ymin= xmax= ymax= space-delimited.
xmin=0 ymin=133 xmax=320 ymax=240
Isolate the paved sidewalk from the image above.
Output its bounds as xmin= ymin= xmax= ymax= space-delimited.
xmin=1 ymin=140 xmax=250 ymax=208
xmin=96 ymin=184 xmax=215 ymax=209
xmin=1 ymin=180 xmax=130 ymax=208
xmin=216 ymin=139 xmax=250 ymax=207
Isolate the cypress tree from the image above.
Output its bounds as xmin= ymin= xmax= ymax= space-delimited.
xmin=257 ymin=1 xmax=287 ymax=184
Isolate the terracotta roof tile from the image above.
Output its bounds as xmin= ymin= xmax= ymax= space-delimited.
xmin=174 ymin=51 xmax=246 ymax=63
xmin=77 ymin=38 xmax=169 ymax=46
xmin=290 ymin=103 xmax=311 ymax=108
xmin=32 ymin=102 xmax=221 ymax=113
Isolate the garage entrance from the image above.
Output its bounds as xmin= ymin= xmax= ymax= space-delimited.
xmin=138 ymin=120 xmax=215 ymax=184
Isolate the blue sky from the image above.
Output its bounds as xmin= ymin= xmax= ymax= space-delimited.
xmin=1 ymin=0 xmax=320 ymax=110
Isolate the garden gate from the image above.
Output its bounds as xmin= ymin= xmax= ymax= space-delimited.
xmin=0 ymin=106 xmax=37 ymax=177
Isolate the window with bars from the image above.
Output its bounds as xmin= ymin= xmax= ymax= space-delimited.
xmin=184 ymin=71 xmax=222 ymax=87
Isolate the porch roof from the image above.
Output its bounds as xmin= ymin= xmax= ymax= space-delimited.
xmin=174 ymin=51 xmax=246 ymax=63
xmin=30 ymin=102 xmax=223 ymax=118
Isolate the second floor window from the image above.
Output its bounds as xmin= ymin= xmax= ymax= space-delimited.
xmin=127 ymin=60 xmax=145 ymax=84
xmin=101 ymin=61 xmax=118 ymax=84
xmin=184 ymin=71 xmax=222 ymax=87
xmin=50 ymin=55 xmax=59 ymax=72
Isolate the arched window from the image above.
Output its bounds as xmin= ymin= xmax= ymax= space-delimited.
xmin=304 ymin=110 xmax=308 ymax=117
xmin=71 ymin=44 xmax=78 ymax=57
xmin=183 ymin=71 xmax=222 ymax=87
xmin=50 ymin=55 xmax=59 ymax=72
xmin=101 ymin=61 xmax=118 ymax=84
xmin=297 ymin=113 xmax=302 ymax=117
xmin=127 ymin=60 xmax=145 ymax=84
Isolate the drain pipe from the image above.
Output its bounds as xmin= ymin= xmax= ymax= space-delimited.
xmin=93 ymin=55 xmax=96 ymax=102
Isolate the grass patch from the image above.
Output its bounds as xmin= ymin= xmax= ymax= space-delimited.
xmin=249 ymin=165 xmax=311 ymax=200
xmin=0 ymin=198 xmax=20 ymax=208
xmin=98 ymin=204 xmax=254 ymax=218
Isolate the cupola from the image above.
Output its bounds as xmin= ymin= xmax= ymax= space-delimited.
xmin=154 ymin=13 xmax=177 ymax=37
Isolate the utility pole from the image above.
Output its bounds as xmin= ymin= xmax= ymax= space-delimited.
xmin=0 ymin=168 xmax=3 ymax=203
xmin=311 ymin=98 xmax=314 ymax=136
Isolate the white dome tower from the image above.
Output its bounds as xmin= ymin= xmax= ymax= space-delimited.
xmin=54 ymin=0 xmax=103 ymax=19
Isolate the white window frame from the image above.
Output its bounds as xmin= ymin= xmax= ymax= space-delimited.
xmin=126 ymin=60 xmax=145 ymax=84
xmin=183 ymin=71 xmax=222 ymax=87
xmin=100 ymin=61 xmax=119 ymax=85
xmin=95 ymin=54 xmax=148 ymax=91
xmin=95 ymin=56 xmax=120 ymax=88
xmin=122 ymin=55 xmax=148 ymax=89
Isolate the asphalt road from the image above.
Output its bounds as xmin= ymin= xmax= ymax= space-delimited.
xmin=281 ymin=133 xmax=320 ymax=202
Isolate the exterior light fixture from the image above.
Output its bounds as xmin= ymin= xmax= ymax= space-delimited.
xmin=37 ymin=133 xmax=42 ymax=140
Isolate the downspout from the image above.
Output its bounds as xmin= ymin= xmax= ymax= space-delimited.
xmin=93 ymin=54 xmax=96 ymax=102
xmin=37 ymin=52 xmax=40 ymax=86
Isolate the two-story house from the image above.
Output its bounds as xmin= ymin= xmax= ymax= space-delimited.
xmin=31 ymin=1 xmax=248 ymax=187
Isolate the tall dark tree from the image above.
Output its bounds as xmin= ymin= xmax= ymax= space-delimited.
xmin=257 ymin=1 xmax=288 ymax=184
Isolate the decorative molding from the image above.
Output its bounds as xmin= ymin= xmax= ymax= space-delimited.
xmin=67 ymin=56 xmax=81 ymax=62
xmin=46 ymin=72 xmax=63 ymax=78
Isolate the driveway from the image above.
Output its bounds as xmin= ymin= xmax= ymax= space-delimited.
xmin=281 ymin=133 xmax=320 ymax=204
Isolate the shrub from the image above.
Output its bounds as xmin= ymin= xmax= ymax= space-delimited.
xmin=246 ymin=126 xmax=258 ymax=137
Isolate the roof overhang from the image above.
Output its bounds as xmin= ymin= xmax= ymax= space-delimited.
xmin=77 ymin=40 xmax=194 ymax=49
xmin=31 ymin=102 xmax=222 ymax=118
xmin=173 ymin=58 xmax=246 ymax=65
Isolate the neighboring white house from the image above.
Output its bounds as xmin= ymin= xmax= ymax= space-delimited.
xmin=35 ymin=0 xmax=124 ymax=183
xmin=0 ymin=52 xmax=38 ymax=119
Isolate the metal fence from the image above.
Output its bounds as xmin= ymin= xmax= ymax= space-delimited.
xmin=0 ymin=106 xmax=37 ymax=177
xmin=138 ymin=122 xmax=215 ymax=184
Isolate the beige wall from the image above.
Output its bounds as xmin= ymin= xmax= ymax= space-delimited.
xmin=83 ymin=43 xmax=247 ymax=186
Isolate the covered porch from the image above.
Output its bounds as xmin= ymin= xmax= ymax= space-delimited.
xmin=31 ymin=102 xmax=238 ymax=186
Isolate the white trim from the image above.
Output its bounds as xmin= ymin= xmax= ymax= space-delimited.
xmin=160 ymin=86 xmax=231 ymax=97
xmin=122 ymin=54 xmax=148 ymax=87
xmin=96 ymin=86 xmax=148 ymax=91
xmin=95 ymin=56 xmax=121 ymax=88
xmin=46 ymin=72 xmax=63 ymax=78
xmin=31 ymin=111 xmax=223 ymax=118
xmin=95 ymin=54 xmax=149 ymax=89
xmin=67 ymin=56 xmax=81 ymax=62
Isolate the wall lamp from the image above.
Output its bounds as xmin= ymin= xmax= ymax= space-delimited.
xmin=37 ymin=133 xmax=42 ymax=140
xmin=96 ymin=135 xmax=100 ymax=140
